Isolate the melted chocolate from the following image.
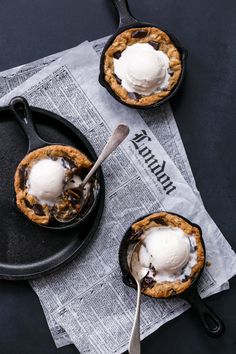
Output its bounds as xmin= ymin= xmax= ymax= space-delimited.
xmin=141 ymin=276 xmax=155 ymax=290
xmin=24 ymin=198 xmax=32 ymax=209
xmin=19 ymin=165 xmax=27 ymax=190
xmin=132 ymin=30 xmax=148 ymax=39
xmin=182 ymin=275 xmax=190 ymax=282
xmin=113 ymin=51 xmax=122 ymax=59
xmin=148 ymin=41 xmax=160 ymax=51
xmin=32 ymin=204 xmax=45 ymax=216
xmin=168 ymin=68 xmax=174 ymax=76
xmin=149 ymin=217 xmax=167 ymax=226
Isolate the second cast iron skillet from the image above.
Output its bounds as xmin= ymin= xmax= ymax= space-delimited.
xmin=10 ymin=96 xmax=101 ymax=231
xmin=119 ymin=212 xmax=225 ymax=337
xmin=99 ymin=0 xmax=187 ymax=109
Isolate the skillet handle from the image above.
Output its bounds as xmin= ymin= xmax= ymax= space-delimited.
xmin=184 ymin=289 xmax=225 ymax=337
xmin=112 ymin=0 xmax=138 ymax=27
xmin=10 ymin=96 xmax=46 ymax=151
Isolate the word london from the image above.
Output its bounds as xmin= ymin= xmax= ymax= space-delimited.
xmin=131 ymin=130 xmax=176 ymax=195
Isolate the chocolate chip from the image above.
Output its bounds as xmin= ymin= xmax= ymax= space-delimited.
xmin=113 ymin=73 xmax=122 ymax=85
xmin=24 ymin=199 xmax=32 ymax=209
xmin=148 ymin=41 xmax=160 ymax=50
xmin=33 ymin=204 xmax=45 ymax=216
xmin=128 ymin=92 xmax=142 ymax=100
xmin=150 ymin=264 xmax=158 ymax=276
xmin=168 ymin=68 xmax=174 ymax=76
xmin=113 ymin=51 xmax=122 ymax=59
xmin=150 ymin=217 xmax=167 ymax=226
xmin=170 ymin=289 xmax=177 ymax=296
xmin=141 ymin=276 xmax=155 ymax=290
xmin=19 ymin=165 xmax=27 ymax=190
xmin=132 ymin=30 xmax=148 ymax=38
xmin=183 ymin=275 xmax=190 ymax=282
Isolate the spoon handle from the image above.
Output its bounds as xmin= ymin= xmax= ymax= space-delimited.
xmin=82 ymin=124 xmax=129 ymax=186
xmin=128 ymin=280 xmax=141 ymax=354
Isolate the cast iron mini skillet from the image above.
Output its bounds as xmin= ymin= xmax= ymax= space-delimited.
xmin=119 ymin=212 xmax=225 ymax=337
xmin=0 ymin=99 xmax=105 ymax=279
xmin=99 ymin=0 xmax=187 ymax=109
xmin=10 ymin=96 xmax=101 ymax=230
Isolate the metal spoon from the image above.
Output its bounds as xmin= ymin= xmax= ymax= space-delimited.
xmin=53 ymin=124 xmax=130 ymax=223
xmin=80 ymin=123 xmax=129 ymax=188
xmin=128 ymin=242 xmax=146 ymax=354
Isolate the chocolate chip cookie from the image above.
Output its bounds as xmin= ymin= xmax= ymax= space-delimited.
xmin=104 ymin=27 xmax=182 ymax=106
xmin=14 ymin=145 xmax=92 ymax=225
xmin=129 ymin=212 xmax=205 ymax=298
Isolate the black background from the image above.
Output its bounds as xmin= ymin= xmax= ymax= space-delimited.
xmin=0 ymin=0 xmax=235 ymax=353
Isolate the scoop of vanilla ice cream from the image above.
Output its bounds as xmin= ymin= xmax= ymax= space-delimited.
xmin=28 ymin=159 xmax=66 ymax=205
xmin=139 ymin=227 xmax=190 ymax=274
xmin=113 ymin=43 xmax=170 ymax=95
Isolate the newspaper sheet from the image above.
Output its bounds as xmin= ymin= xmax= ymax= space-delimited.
xmin=0 ymin=49 xmax=70 ymax=98
xmin=0 ymin=37 xmax=209 ymax=349
xmin=0 ymin=41 xmax=235 ymax=353
xmin=0 ymin=38 xmax=108 ymax=99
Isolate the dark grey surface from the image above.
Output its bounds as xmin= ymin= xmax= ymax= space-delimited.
xmin=0 ymin=0 xmax=235 ymax=353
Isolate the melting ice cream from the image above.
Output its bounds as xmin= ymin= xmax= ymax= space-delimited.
xmin=114 ymin=43 xmax=170 ymax=95
xmin=131 ymin=226 xmax=197 ymax=282
xmin=28 ymin=159 xmax=66 ymax=205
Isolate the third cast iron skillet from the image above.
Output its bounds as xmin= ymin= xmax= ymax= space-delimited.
xmin=99 ymin=0 xmax=187 ymax=109
xmin=10 ymin=96 xmax=101 ymax=231
xmin=119 ymin=212 xmax=225 ymax=337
